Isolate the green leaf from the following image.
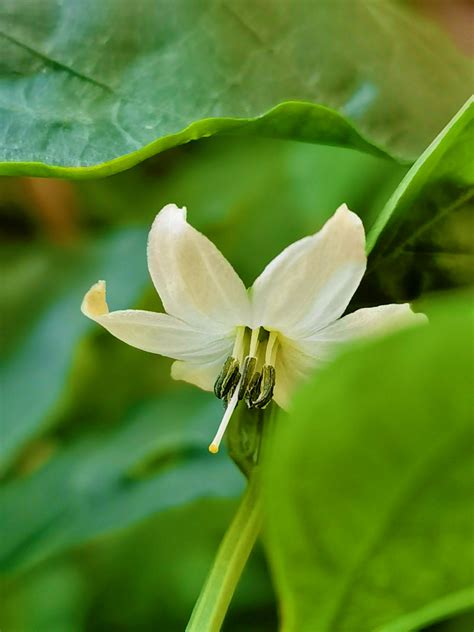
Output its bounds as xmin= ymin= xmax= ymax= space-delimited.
xmin=423 ymin=611 xmax=474 ymax=632
xmin=359 ymin=98 xmax=474 ymax=304
xmin=264 ymin=293 xmax=474 ymax=632
xmin=0 ymin=228 xmax=148 ymax=472
xmin=0 ymin=562 xmax=86 ymax=632
xmin=0 ymin=391 xmax=243 ymax=573
xmin=1 ymin=0 xmax=471 ymax=177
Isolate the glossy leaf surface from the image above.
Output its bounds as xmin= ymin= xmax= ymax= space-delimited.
xmin=1 ymin=0 xmax=471 ymax=176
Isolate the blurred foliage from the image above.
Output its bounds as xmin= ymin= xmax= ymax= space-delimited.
xmin=0 ymin=23 xmax=473 ymax=630
xmin=1 ymin=228 xmax=149 ymax=471
xmin=1 ymin=115 xmax=474 ymax=629
xmin=1 ymin=500 xmax=276 ymax=632
xmin=359 ymin=98 xmax=474 ymax=305
xmin=0 ymin=136 xmax=409 ymax=631
xmin=0 ymin=391 xmax=245 ymax=573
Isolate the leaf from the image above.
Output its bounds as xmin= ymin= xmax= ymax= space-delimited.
xmin=358 ymin=98 xmax=474 ymax=304
xmin=264 ymin=293 xmax=474 ymax=632
xmin=1 ymin=0 xmax=471 ymax=177
xmin=0 ymin=562 xmax=86 ymax=632
xmin=423 ymin=611 xmax=474 ymax=632
xmin=0 ymin=227 xmax=148 ymax=473
xmin=0 ymin=390 xmax=244 ymax=573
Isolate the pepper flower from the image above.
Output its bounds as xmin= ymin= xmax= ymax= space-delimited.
xmin=82 ymin=204 xmax=425 ymax=453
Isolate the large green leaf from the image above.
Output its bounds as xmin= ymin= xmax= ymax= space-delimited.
xmin=0 ymin=228 xmax=148 ymax=472
xmin=264 ymin=294 xmax=474 ymax=631
xmin=0 ymin=391 xmax=243 ymax=573
xmin=1 ymin=0 xmax=471 ymax=177
xmin=357 ymin=98 xmax=474 ymax=304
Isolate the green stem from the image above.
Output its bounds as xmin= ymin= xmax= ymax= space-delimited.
xmin=186 ymin=472 xmax=261 ymax=632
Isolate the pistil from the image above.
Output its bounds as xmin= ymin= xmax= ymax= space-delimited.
xmin=208 ymin=387 xmax=240 ymax=453
xmin=209 ymin=325 xmax=248 ymax=453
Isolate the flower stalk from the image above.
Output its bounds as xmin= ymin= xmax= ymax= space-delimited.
xmin=185 ymin=471 xmax=262 ymax=632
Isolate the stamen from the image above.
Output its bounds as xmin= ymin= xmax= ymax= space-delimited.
xmin=209 ymin=387 xmax=240 ymax=454
xmin=232 ymin=326 xmax=246 ymax=358
xmin=209 ymin=328 xmax=278 ymax=452
xmin=214 ymin=327 xmax=247 ymax=400
xmin=238 ymin=355 xmax=257 ymax=400
xmin=213 ymin=356 xmax=236 ymax=399
xmin=245 ymin=370 xmax=262 ymax=408
xmin=249 ymin=327 xmax=260 ymax=356
xmin=225 ymin=368 xmax=241 ymax=401
xmin=265 ymin=331 xmax=279 ymax=366
xmin=253 ymin=364 xmax=276 ymax=409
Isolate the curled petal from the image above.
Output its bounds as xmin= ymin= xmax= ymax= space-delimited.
xmin=81 ymin=280 xmax=234 ymax=363
xmin=251 ymin=204 xmax=366 ymax=338
xmin=147 ymin=204 xmax=251 ymax=331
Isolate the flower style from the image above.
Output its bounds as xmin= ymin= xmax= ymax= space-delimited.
xmin=82 ymin=203 xmax=425 ymax=453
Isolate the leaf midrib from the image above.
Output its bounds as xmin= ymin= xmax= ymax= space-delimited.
xmin=0 ymin=29 xmax=160 ymax=122
xmin=0 ymin=30 xmax=113 ymax=93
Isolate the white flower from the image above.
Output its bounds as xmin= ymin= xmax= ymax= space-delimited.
xmin=82 ymin=203 xmax=425 ymax=453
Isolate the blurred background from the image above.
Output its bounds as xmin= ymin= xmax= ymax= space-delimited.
xmin=0 ymin=0 xmax=473 ymax=630
xmin=1 ymin=135 xmax=472 ymax=631
xmin=0 ymin=136 xmax=409 ymax=631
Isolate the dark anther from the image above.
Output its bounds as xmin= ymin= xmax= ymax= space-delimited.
xmin=226 ymin=369 xmax=241 ymax=402
xmin=214 ymin=356 xmax=233 ymax=398
xmin=245 ymin=370 xmax=262 ymax=408
xmin=238 ymin=356 xmax=257 ymax=400
xmin=214 ymin=356 xmax=239 ymax=399
xmin=252 ymin=365 xmax=276 ymax=409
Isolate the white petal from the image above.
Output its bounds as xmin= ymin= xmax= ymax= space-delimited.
xmin=147 ymin=204 xmax=251 ymax=331
xmin=273 ymin=335 xmax=322 ymax=410
xmin=171 ymin=358 xmax=226 ymax=392
xmin=81 ymin=281 xmax=234 ymax=362
xmin=272 ymin=304 xmax=426 ymax=409
xmin=251 ymin=204 xmax=366 ymax=338
xmin=300 ymin=303 xmax=427 ymax=360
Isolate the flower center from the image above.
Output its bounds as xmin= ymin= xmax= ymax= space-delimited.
xmin=209 ymin=326 xmax=279 ymax=454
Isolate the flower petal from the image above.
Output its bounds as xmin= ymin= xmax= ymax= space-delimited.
xmin=273 ymin=336 xmax=322 ymax=410
xmin=272 ymin=304 xmax=426 ymax=409
xmin=301 ymin=303 xmax=428 ymax=360
xmin=147 ymin=204 xmax=251 ymax=331
xmin=171 ymin=358 xmax=226 ymax=392
xmin=81 ymin=280 xmax=234 ymax=362
xmin=251 ymin=204 xmax=366 ymax=338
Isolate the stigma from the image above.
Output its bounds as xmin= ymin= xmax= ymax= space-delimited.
xmin=208 ymin=326 xmax=278 ymax=454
